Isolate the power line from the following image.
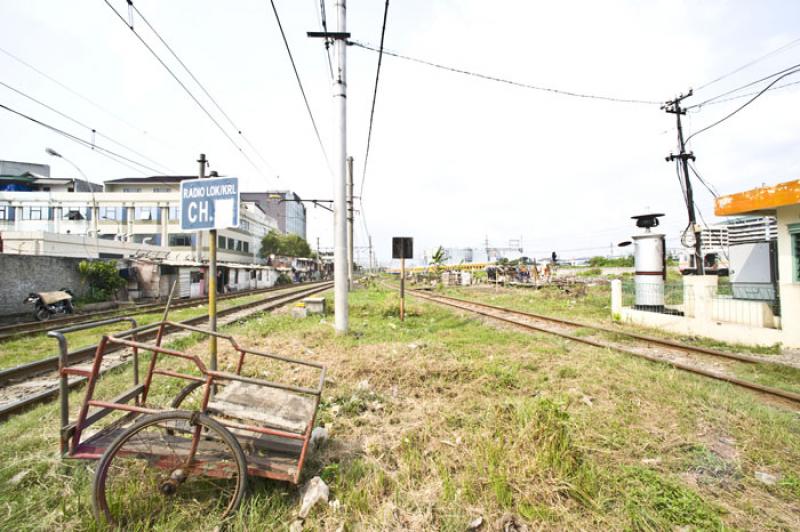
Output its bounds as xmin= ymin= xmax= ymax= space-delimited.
xmin=359 ymin=0 xmax=390 ymax=207
xmin=267 ymin=0 xmax=330 ymax=170
xmin=0 ymin=102 xmax=159 ymax=175
xmin=692 ymin=79 xmax=800 ymax=107
xmin=103 ymin=0 xmax=267 ymax=178
xmin=0 ymin=80 xmax=176 ymax=174
xmin=686 ymin=67 xmax=800 ymax=143
xmin=689 ymin=61 xmax=800 ymax=109
xmin=128 ymin=2 xmax=277 ymax=178
xmin=0 ymin=45 xmax=173 ymax=147
xmin=349 ymin=40 xmax=662 ymax=105
xmin=688 ymin=162 xmax=718 ymax=198
xmin=318 ymin=0 xmax=334 ymax=79
xmin=695 ymin=35 xmax=800 ymax=91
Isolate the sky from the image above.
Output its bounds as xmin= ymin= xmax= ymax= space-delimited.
xmin=1 ymin=0 xmax=799 ymax=266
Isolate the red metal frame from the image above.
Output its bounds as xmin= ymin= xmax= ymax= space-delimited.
xmin=62 ymin=320 xmax=325 ymax=484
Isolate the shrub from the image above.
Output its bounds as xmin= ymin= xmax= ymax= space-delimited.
xmin=77 ymin=260 xmax=125 ymax=302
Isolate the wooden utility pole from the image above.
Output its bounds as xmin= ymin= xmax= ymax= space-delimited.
xmin=199 ymin=154 xmax=219 ymax=374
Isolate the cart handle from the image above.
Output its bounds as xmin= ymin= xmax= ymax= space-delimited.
xmin=48 ymin=316 xmax=138 ymax=456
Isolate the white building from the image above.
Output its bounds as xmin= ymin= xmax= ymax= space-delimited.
xmin=0 ymin=175 xmax=278 ymax=263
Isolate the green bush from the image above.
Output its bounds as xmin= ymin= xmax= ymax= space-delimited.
xmin=587 ymin=255 xmax=634 ymax=268
xmin=77 ymin=260 xmax=125 ymax=302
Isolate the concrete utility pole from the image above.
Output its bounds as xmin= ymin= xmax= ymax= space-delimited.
xmin=663 ymin=90 xmax=704 ymax=275
xmin=308 ymin=1 xmax=350 ymax=332
xmin=347 ymin=156 xmax=354 ymax=290
xmin=333 ymin=0 xmax=349 ymax=332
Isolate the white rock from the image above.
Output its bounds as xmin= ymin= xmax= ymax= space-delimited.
xmin=298 ymin=476 xmax=330 ymax=519
xmin=310 ymin=426 xmax=328 ymax=449
xmin=467 ymin=516 xmax=484 ymax=529
xmin=755 ymin=471 xmax=779 ymax=485
xmin=289 ymin=519 xmax=304 ymax=532
xmin=356 ymin=379 xmax=370 ymax=391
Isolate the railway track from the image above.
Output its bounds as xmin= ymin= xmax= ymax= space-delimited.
xmin=0 ymin=281 xmax=332 ymax=420
xmin=408 ymin=288 xmax=800 ymax=408
xmin=0 ymin=281 xmax=323 ymax=342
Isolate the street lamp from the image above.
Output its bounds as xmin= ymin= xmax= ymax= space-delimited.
xmin=45 ymin=147 xmax=90 ymax=182
xmin=45 ymin=147 xmax=100 ymax=252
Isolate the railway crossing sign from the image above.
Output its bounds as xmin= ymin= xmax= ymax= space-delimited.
xmin=180 ymin=176 xmax=240 ymax=231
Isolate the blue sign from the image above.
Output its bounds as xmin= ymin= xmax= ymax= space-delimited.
xmin=180 ymin=176 xmax=239 ymax=231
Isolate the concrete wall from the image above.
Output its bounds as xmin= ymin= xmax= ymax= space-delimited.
xmin=611 ymin=278 xmax=795 ymax=349
xmin=776 ymin=204 xmax=800 ymax=347
xmin=0 ymin=255 xmax=88 ymax=316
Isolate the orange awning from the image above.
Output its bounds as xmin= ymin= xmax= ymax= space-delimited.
xmin=715 ymin=179 xmax=800 ymax=216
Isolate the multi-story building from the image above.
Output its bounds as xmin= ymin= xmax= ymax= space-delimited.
xmin=0 ymin=174 xmax=278 ymax=263
xmin=240 ymin=190 xmax=307 ymax=239
xmin=1 ymin=159 xmax=101 ymax=193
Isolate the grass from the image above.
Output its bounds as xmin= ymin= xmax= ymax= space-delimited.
xmin=0 ymin=286 xmax=799 ymax=530
xmin=0 ymin=292 xmax=269 ymax=369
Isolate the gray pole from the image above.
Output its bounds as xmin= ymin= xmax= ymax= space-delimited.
xmin=347 ymin=156 xmax=354 ymax=290
xmin=368 ymin=234 xmax=373 ymax=275
xmin=333 ymin=0 xmax=348 ymax=332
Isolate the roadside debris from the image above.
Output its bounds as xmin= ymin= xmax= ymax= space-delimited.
xmin=755 ymin=471 xmax=779 ymax=485
xmin=299 ymin=476 xmax=330 ymax=519
xmin=467 ymin=515 xmax=484 ymax=529
xmin=310 ymin=426 xmax=328 ymax=449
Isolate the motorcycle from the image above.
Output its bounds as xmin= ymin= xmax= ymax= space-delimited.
xmin=24 ymin=288 xmax=75 ymax=321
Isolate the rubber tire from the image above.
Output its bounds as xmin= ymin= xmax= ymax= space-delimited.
xmin=170 ymin=381 xmax=205 ymax=409
xmin=34 ymin=307 xmax=50 ymax=322
xmin=92 ymin=410 xmax=248 ymax=527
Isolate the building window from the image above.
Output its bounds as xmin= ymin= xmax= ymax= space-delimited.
xmin=169 ymin=234 xmax=192 ymax=247
xmin=236 ymin=240 xmax=243 ymax=252
xmin=131 ymin=234 xmax=159 ymax=245
xmin=0 ymin=205 xmax=7 ymax=220
xmin=23 ymin=206 xmax=44 ymax=220
xmin=100 ymin=207 xmax=119 ymax=220
xmin=790 ymin=224 xmax=800 ymax=283
xmin=218 ymin=235 xmax=226 ymax=249
xmin=227 ymin=237 xmax=235 ymax=250
xmin=153 ymin=187 xmax=171 ymax=193
xmin=65 ymin=209 xmax=84 ymax=220
xmin=169 ymin=206 xmax=180 ymax=221
xmin=134 ymin=207 xmax=158 ymax=221
xmin=122 ymin=187 xmax=142 ymax=193
xmin=243 ymin=242 xmax=249 ymax=254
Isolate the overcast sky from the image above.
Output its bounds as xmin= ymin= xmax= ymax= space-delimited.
xmin=1 ymin=1 xmax=799 ymax=265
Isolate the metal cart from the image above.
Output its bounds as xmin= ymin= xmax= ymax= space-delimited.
xmin=51 ymin=318 xmax=325 ymax=527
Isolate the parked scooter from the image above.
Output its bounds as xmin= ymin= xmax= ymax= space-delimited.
xmin=24 ymin=288 xmax=75 ymax=321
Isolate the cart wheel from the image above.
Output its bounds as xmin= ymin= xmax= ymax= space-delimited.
xmin=92 ymin=410 xmax=248 ymax=528
xmin=170 ymin=381 xmax=205 ymax=409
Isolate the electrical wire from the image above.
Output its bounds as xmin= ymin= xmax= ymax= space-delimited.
xmin=0 ymin=45 xmax=174 ymax=147
xmin=103 ymin=0 xmax=267 ymax=178
xmin=0 ymin=102 xmax=156 ymax=175
xmin=0 ymin=80 xmax=175 ymax=174
xmin=685 ymin=67 xmax=800 ymax=143
xmin=692 ymin=79 xmax=800 ymax=108
xmin=689 ymin=61 xmax=800 ymax=109
xmin=128 ymin=1 xmax=277 ymax=178
xmin=359 ymin=0 xmax=390 ymax=208
xmin=695 ymin=35 xmax=800 ymax=91
xmin=267 ymin=0 xmax=330 ymax=170
xmin=349 ymin=40 xmax=662 ymax=105
xmin=318 ymin=0 xmax=334 ymax=79
xmin=688 ymin=162 xmax=719 ymax=198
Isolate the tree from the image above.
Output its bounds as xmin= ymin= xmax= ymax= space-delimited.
xmin=281 ymin=234 xmax=313 ymax=258
xmin=259 ymin=230 xmax=313 ymax=258
xmin=259 ymin=230 xmax=282 ymax=258
xmin=430 ymin=246 xmax=448 ymax=276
